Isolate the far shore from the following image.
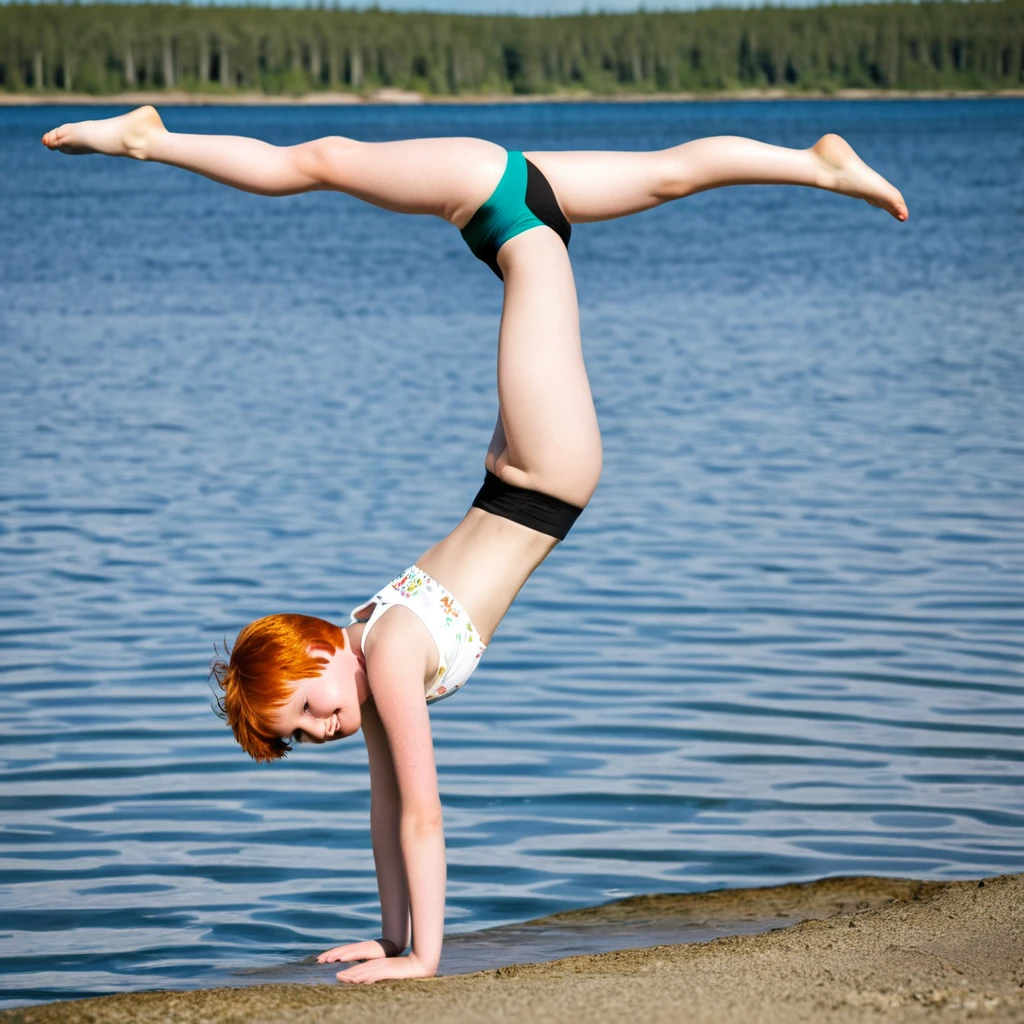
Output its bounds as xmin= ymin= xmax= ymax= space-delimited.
xmin=4 ymin=86 xmax=1024 ymax=107
xmin=2 ymin=873 xmax=1022 ymax=1024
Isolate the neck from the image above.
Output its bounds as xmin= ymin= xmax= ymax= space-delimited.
xmin=343 ymin=626 xmax=371 ymax=705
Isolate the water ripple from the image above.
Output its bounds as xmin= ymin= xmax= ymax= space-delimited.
xmin=1 ymin=99 xmax=1022 ymax=1008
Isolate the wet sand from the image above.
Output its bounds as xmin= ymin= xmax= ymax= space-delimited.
xmin=4 ymin=88 xmax=1024 ymax=106
xmin=3 ymin=873 xmax=1021 ymax=1023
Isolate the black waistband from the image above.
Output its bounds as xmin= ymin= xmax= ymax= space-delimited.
xmin=471 ymin=471 xmax=584 ymax=541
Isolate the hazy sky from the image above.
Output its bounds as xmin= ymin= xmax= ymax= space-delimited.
xmin=269 ymin=0 xmax=843 ymax=9
xmin=310 ymin=0 xmax=842 ymax=9
xmin=6 ymin=0 xmax=878 ymax=11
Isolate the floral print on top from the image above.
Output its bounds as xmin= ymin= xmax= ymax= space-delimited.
xmin=349 ymin=565 xmax=487 ymax=704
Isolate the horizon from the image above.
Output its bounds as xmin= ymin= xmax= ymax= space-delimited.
xmin=0 ymin=0 xmax=915 ymax=12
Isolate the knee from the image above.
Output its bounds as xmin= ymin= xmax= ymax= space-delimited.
xmin=300 ymin=135 xmax=359 ymax=187
xmin=496 ymin=452 xmax=600 ymax=512
xmin=547 ymin=445 xmax=602 ymax=510
xmin=550 ymin=436 xmax=602 ymax=510
xmin=575 ymin=453 xmax=602 ymax=509
xmin=651 ymin=150 xmax=691 ymax=202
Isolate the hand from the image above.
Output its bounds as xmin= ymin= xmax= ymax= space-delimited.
xmin=336 ymin=951 xmax=435 ymax=984
xmin=318 ymin=938 xmax=401 ymax=964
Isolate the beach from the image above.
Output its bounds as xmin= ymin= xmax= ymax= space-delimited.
xmin=3 ymin=873 xmax=1021 ymax=1023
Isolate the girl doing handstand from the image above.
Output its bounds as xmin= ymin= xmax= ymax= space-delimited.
xmin=42 ymin=107 xmax=907 ymax=984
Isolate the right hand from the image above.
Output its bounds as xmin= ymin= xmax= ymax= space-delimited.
xmin=317 ymin=938 xmax=401 ymax=964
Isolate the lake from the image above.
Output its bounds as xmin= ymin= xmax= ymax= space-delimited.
xmin=0 ymin=97 xmax=1022 ymax=1008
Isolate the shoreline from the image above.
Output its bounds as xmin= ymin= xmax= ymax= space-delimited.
xmin=3 ymin=872 xmax=1022 ymax=1023
xmin=4 ymin=87 xmax=1024 ymax=107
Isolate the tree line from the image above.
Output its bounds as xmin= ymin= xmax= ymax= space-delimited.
xmin=1 ymin=1 xmax=1021 ymax=96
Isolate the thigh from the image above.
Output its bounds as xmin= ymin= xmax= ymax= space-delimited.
xmin=523 ymin=149 xmax=675 ymax=224
xmin=316 ymin=136 xmax=507 ymax=228
xmin=491 ymin=229 xmax=602 ymax=508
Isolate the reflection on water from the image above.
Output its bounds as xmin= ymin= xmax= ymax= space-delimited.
xmin=1 ymin=99 xmax=1022 ymax=1008
xmin=235 ymin=919 xmax=792 ymax=984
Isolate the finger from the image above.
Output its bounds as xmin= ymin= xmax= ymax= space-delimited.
xmin=339 ymin=959 xmax=406 ymax=984
xmin=339 ymin=970 xmax=377 ymax=984
xmin=337 ymin=964 xmax=368 ymax=983
xmin=318 ymin=945 xmax=360 ymax=963
xmin=318 ymin=941 xmax=383 ymax=964
xmin=337 ymin=959 xmax=385 ymax=984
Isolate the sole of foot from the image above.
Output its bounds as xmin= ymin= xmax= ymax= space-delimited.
xmin=41 ymin=105 xmax=166 ymax=159
xmin=813 ymin=133 xmax=909 ymax=222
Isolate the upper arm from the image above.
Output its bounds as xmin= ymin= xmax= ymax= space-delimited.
xmin=361 ymin=698 xmax=396 ymax=796
xmin=364 ymin=611 xmax=440 ymax=821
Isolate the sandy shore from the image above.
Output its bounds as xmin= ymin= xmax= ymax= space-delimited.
xmin=4 ymin=87 xmax=1024 ymax=107
xmin=3 ymin=873 xmax=1021 ymax=1023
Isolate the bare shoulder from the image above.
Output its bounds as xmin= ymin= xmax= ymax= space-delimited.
xmin=362 ymin=605 xmax=437 ymax=692
xmin=361 ymin=608 xmax=439 ymax=776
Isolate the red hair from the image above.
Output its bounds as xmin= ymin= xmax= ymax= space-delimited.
xmin=211 ymin=614 xmax=346 ymax=762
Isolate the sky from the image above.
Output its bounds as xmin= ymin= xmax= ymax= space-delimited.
xmin=2 ymin=0 xmax=894 ymax=11
xmin=320 ymin=0 xmax=859 ymax=9
xmin=263 ymin=0 xmax=856 ymax=9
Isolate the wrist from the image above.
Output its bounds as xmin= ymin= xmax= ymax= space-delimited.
xmin=408 ymin=948 xmax=439 ymax=975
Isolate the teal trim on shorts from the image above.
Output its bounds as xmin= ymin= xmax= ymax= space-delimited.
xmin=460 ymin=150 xmax=545 ymax=269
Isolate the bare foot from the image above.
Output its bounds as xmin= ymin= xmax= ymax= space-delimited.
xmin=41 ymin=105 xmax=166 ymax=160
xmin=812 ymin=134 xmax=908 ymax=222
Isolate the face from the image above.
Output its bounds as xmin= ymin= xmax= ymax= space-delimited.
xmin=270 ymin=634 xmax=369 ymax=745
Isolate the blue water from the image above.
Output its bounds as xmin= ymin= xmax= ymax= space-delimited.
xmin=1 ymin=99 xmax=1022 ymax=1009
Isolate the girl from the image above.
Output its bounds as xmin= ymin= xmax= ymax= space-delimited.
xmin=42 ymin=107 xmax=907 ymax=984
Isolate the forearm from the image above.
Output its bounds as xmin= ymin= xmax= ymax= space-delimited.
xmin=370 ymin=796 xmax=410 ymax=951
xmin=400 ymin=811 xmax=446 ymax=973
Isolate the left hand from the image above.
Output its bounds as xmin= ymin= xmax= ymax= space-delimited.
xmin=318 ymin=938 xmax=398 ymax=964
xmin=336 ymin=951 xmax=435 ymax=984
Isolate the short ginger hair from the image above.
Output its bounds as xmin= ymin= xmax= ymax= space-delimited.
xmin=211 ymin=614 xmax=347 ymax=762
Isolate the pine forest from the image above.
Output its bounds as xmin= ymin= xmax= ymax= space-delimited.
xmin=1 ymin=1 xmax=1022 ymax=97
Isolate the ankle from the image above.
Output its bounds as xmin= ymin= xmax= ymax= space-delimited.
xmin=808 ymin=143 xmax=837 ymax=190
xmin=125 ymin=137 xmax=148 ymax=161
xmin=127 ymin=106 xmax=164 ymax=161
